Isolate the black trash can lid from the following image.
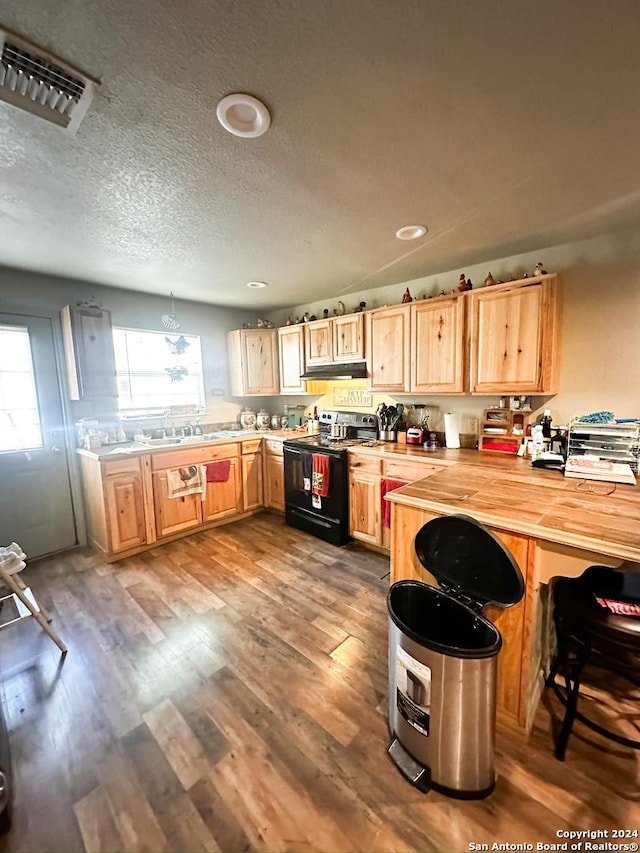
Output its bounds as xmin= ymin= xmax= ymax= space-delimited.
xmin=414 ymin=514 xmax=524 ymax=608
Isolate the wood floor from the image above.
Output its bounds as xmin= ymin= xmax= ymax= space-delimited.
xmin=0 ymin=512 xmax=638 ymax=853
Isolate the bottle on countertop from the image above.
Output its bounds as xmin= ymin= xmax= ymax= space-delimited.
xmin=193 ymin=419 xmax=203 ymax=436
xmin=541 ymin=409 xmax=552 ymax=439
xmin=531 ymin=424 xmax=545 ymax=461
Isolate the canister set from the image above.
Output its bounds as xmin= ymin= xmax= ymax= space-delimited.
xmin=239 ymin=407 xmax=290 ymax=431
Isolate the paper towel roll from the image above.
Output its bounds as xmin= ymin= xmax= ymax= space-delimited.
xmin=444 ymin=412 xmax=460 ymax=449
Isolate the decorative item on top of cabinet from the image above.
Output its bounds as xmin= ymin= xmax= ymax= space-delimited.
xmin=60 ymin=304 xmax=118 ymax=400
xmin=468 ymin=274 xmax=560 ymax=395
xmin=277 ymin=325 xmax=306 ymax=394
xmin=401 ymin=288 xmax=413 ymax=303
xmin=410 ymin=293 xmax=466 ymax=394
xmin=228 ymin=328 xmax=279 ymax=396
xmin=367 ymin=304 xmax=411 ymax=392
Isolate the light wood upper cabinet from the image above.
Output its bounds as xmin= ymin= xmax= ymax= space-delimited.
xmin=228 ymin=329 xmax=280 ymax=396
xmin=411 ymin=295 xmax=466 ymax=394
xmin=366 ymin=304 xmax=411 ymax=392
xmin=469 ymin=275 xmax=560 ymax=394
xmin=60 ymin=305 xmax=118 ymax=400
xmin=304 ymin=319 xmax=333 ymax=365
xmin=278 ymin=325 xmax=306 ymax=394
xmin=333 ymin=313 xmax=365 ymax=362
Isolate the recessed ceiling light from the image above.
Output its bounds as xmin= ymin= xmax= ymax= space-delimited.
xmin=246 ymin=280 xmax=268 ymax=289
xmin=395 ymin=224 xmax=428 ymax=240
xmin=216 ymin=93 xmax=271 ymax=138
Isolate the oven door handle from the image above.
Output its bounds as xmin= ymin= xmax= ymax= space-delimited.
xmin=285 ymin=447 xmax=303 ymax=455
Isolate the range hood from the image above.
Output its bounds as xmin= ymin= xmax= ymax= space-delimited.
xmin=300 ymin=362 xmax=368 ymax=380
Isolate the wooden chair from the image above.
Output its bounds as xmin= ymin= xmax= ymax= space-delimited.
xmin=546 ymin=565 xmax=640 ymax=760
xmin=0 ymin=544 xmax=67 ymax=655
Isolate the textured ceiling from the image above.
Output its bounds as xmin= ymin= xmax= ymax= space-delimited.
xmin=1 ymin=0 xmax=640 ymax=309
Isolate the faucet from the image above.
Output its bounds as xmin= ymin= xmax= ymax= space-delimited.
xmin=184 ymin=423 xmax=194 ymax=437
xmin=164 ymin=410 xmax=175 ymax=437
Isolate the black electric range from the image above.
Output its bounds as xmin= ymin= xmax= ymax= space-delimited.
xmin=283 ymin=410 xmax=378 ymax=545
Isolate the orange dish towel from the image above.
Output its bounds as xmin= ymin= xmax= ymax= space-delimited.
xmin=312 ymin=453 xmax=330 ymax=497
xmin=206 ymin=459 xmax=231 ymax=483
xmin=381 ymin=478 xmax=408 ymax=528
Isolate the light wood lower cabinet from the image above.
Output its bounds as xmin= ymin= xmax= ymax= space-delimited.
xmin=152 ymin=442 xmax=242 ymax=538
xmin=153 ymin=472 xmax=203 ymax=538
xmin=263 ymin=439 xmax=284 ymax=511
xmin=349 ymin=455 xmax=381 ymax=545
xmin=79 ymin=454 xmax=155 ymax=557
xmin=348 ymin=452 xmax=441 ymax=550
xmin=79 ymin=436 xmax=285 ymax=560
xmin=241 ymin=439 xmax=264 ymax=511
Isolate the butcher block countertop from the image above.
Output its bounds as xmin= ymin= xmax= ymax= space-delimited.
xmin=381 ymin=448 xmax=640 ymax=563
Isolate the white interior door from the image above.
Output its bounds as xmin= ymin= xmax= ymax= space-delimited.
xmin=0 ymin=314 xmax=77 ymax=558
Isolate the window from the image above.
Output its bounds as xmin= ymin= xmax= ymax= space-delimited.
xmin=113 ymin=327 xmax=205 ymax=415
xmin=0 ymin=325 xmax=43 ymax=450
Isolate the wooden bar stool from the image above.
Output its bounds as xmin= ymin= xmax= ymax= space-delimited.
xmin=546 ymin=565 xmax=640 ymax=760
xmin=0 ymin=543 xmax=67 ymax=655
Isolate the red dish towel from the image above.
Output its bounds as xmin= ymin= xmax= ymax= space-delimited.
xmin=312 ymin=453 xmax=330 ymax=497
xmin=381 ymin=479 xmax=408 ymax=528
xmin=206 ymin=459 xmax=231 ymax=483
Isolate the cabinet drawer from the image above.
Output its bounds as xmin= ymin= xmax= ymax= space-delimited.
xmin=264 ymin=439 xmax=284 ymax=456
xmin=383 ymin=459 xmax=439 ymax=482
xmin=151 ymin=442 xmax=239 ymax=471
xmin=102 ymin=457 xmax=142 ymax=477
xmin=242 ymin=438 xmax=263 ymax=454
xmin=348 ymin=454 xmax=381 ymax=475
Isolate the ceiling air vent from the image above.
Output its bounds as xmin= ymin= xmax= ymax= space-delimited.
xmin=0 ymin=26 xmax=98 ymax=133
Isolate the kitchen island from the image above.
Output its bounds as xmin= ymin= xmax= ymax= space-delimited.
xmin=384 ymin=449 xmax=640 ymax=735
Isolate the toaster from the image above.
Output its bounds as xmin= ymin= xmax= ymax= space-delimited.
xmin=406 ymin=427 xmax=424 ymax=445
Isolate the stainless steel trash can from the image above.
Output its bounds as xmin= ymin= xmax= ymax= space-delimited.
xmin=387 ymin=514 xmax=524 ymax=799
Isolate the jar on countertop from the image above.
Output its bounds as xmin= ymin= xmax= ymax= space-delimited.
xmin=270 ymin=414 xmax=281 ymax=430
xmin=239 ymin=408 xmax=257 ymax=430
xmin=256 ymin=409 xmax=271 ymax=430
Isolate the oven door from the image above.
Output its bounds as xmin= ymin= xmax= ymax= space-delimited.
xmin=283 ymin=445 xmax=349 ymax=544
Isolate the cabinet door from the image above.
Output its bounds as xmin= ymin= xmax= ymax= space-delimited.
xmin=349 ymin=455 xmax=381 ymax=545
xmin=264 ymin=453 xmax=285 ymax=511
xmin=278 ymin=326 xmax=306 ymax=394
xmin=202 ymin=457 xmax=241 ymax=522
xmin=366 ymin=305 xmax=411 ymax=392
xmin=104 ymin=473 xmax=147 ymax=552
xmin=153 ymin=471 xmax=203 ymax=537
xmin=60 ymin=305 xmax=118 ymax=400
xmin=470 ymin=285 xmax=544 ymax=393
xmin=241 ymin=452 xmax=263 ymax=510
xmin=484 ymin=529 xmax=530 ymax=729
xmin=333 ymin=314 xmax=365 ymax=362
xmin=228 ymin=329 xmax=279 ymax=396
xmin=304 ymin=319 xmax=333 ymax=365
xmin=411 ymin=297 xmax=465 ymax=393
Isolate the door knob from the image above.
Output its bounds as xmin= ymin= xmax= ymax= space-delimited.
xmin=51 ymin=446 xmax=62 ymax=454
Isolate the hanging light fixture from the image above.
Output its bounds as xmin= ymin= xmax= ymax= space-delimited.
xmin=161 ymin=292 xmax=180 ymax=331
